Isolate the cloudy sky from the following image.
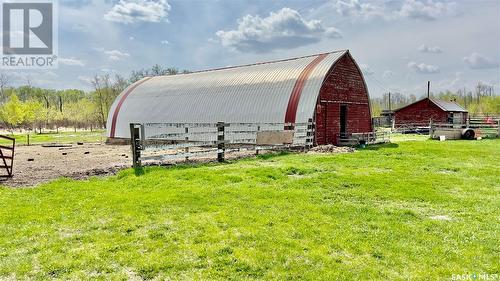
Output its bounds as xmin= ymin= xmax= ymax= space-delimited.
xmin=5 ymin=0 xmax=500 ymax=98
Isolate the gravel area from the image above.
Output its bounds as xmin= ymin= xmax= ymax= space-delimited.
xmin=1 ymin=144 xmax=131 ymax=187
xmin=308 ymin=145 xmax=355 ymax=153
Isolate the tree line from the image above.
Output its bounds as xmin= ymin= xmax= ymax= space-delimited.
xmin=0 ymin=65 xmax=189 ymax=133
xmin=0 ymin=68 xmax=497 ymax=133
xmin=370 ymin=82 xmax=499 ymax=116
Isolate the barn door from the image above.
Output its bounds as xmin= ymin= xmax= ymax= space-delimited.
xmin=340 ymin=104 xmax=347 ymax=138
xmin=317 ymin=102 xmax=348 ymax=145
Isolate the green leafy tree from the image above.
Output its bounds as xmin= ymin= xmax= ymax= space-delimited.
xmin=0 ymin=94 xmax=25 ymax=132
xmin=371 ymin=102 xmax=382 ymax=117
xmin=78 ymin=98 xmax=98 ymax=130
xmin=23 ymin=100 xmax=43 ymax=130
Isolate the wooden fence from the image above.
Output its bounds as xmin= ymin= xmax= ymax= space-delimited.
xmin=130 ymin=121 xmax=315 ymax=168
xmin=373 ymin=114 xmax=500 ymax=137
xmin=338 ymin=131 xmax=391 ymax=146
xmin=0 ymin=135 xmax=15 ymax=177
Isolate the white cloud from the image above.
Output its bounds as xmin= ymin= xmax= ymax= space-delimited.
xmin=101 ymin=68 xmax=118 ymax=73
xmin=78 ymin=75 xmax=93 ymax=85
xmin=104 ymin=50 xmax=130 ymax=61
xmin=437 ymin=72 xmax=462 ymax=89
xmin=463 ymin=52 xmax=499 ymax=69
xmin=398 ymin=0 xmax=456 ymax=20
xmin=407 ymin=61 xmax=440 ymax=74
xmin=161 ymin=40 xmax=169 ymax=45
xmin=9 ymin=71 xmax=59 ymax=87
xmin=359 ymin=64 xmax=374 ymax=75
xmin=418 ymin=44 xmax=442 ymax=53
xmin=216 ymin=7 xmax=341 ymax=52
xmin=104 ymin=0 xmax=171 ymax=24
xmin=59 ymin=57 xmax=85 ymax=66
xmin=334 ymin=0 xmax=386 ymax=20
xmin=129 ymin=36 xmax=135 ymax=41
xmin=382 ymin=70 xmax=395 ymax=78
xmin=333 ymin=0 xmax=456 ymax=21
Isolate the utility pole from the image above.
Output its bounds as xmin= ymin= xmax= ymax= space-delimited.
xmin=388 ymin=92 xmax=391 ymax=111
xmin=464 ymin=86 xmax=467 ymax=108
xmin=427 ymin=81 xmax=430 ymax=99
xmin=427 ymin=81 xmax=431 ymax=106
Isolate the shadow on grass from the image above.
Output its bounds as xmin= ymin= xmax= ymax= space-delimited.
xmin=131 ymin=151 xmax=296 ymax=176
xmin=134 ymin=161 xmax=220 ymax=175
xmin=362 ymin=142 xmax=399 ymax=150
xmin=134 ymin=167 xmax=145 ymax=176
xmin=256 ymin=150 xmax=292 ymax=160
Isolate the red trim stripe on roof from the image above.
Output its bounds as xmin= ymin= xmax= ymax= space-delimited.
xmin=109 ymin=77 xmax=152 ymax=138
xmin=284 ymin=54 xmax=328 ymax=124
xmin=190 ymin=50 xmax=344 ymax=75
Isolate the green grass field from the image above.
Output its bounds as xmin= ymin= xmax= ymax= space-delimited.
xmin=0 ymin=139 xmax=498 ymax=280
xmin=0 ymin=130 xmax=106 ymax=146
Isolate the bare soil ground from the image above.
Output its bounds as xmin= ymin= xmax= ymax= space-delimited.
xmin=1 ymin=144 xmax=131 ymax=187
xmin=1 ymin=144 xmax=354 ymax=187
xmin=308 ymin=145 xmax=355 ymax=153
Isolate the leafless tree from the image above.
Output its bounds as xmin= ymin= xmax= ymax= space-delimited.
xmin=92 ymin=74 xmax=125 ymax=128
xmin=0 ymin=73 xmax=10 ymax=102
xmin=130 ymin=65 xmax=184 ymax=83
xmin=113 ymin=74 xmax=128 ymax=93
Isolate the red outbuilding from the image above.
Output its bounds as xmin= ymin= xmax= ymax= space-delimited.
xmin=394 ymin=98 xmax=468 ymax=127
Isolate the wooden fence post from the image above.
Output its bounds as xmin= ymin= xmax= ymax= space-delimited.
xmin=306 ymin=118 xmax=314 ymax=149
xmin=429 ymin=119 xmax=434 ymax=137
xmin=255 ymin=125 xmax=260 ymax=155
xmin=130 ymin=123 xmax=142 ymax=168
xmin=497 ymin=120 xmax=500 ymax=137
xmin=217 ymin=122 xmax=225 ymax=162
xmin=185 ymin=126 xmax=189 ymax=162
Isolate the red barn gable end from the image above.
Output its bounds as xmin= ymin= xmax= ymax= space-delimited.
xmin=394 ymin=98 xmax=468 ymax=126
xmin=315 ymin=53 xmax=372 ymax=145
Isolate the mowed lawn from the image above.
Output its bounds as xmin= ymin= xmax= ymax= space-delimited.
xmin=0 ymin=139 xmax=499 ymax=280
xmin=0 ymin=130 xmax=106 ymax=146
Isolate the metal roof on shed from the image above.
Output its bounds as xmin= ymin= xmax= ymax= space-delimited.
xmin=430 ymin=98 xmax=468 ymax=112
xmin=394 ymin=97 xmax=468 ymax=113
xmin=107 ymin=50 xmax=350 ymax=138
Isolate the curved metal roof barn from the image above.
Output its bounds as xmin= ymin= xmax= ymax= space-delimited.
xmin=107 ymin=50 xmax=372 ymax=145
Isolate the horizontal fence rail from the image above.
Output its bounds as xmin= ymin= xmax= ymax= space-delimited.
xmin=338 ymin=131 xmax=390 ymax=146
xmin=430 ymin=121 xmax=499 ymax=139
xmin=130 ymin=121 xmax=315 ymax=167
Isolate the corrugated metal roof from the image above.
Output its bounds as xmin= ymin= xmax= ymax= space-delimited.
xmin=430 ymin=98 xmax=468 ymax=112
xmin=394 ymin=98 xmax=468 ymax=113
xmin=107 ymin=50 xmax=349 ymax=138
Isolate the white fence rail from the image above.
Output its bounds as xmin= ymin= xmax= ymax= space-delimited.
xmin=130 ymin=121 xmax=315 ymax=167
xmin=338 ymin=131 xmax=390 ymax=146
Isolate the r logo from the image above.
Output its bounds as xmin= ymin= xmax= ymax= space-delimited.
xmin=2 ymin=2 xmax=53 ymax=55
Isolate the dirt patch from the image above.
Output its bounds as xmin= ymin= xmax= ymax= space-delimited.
xmin=0 ymin=144 xmax=273 ymax=187
xmin=1 ymin=143 xmax=131 ymax=187
xmin=308 ymin=145 xmax=355 ymax=154
xmin=1 ymin=144 xmax=341 ymax=187
xmin=429 ymin=215 xmax=453 ymax=221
